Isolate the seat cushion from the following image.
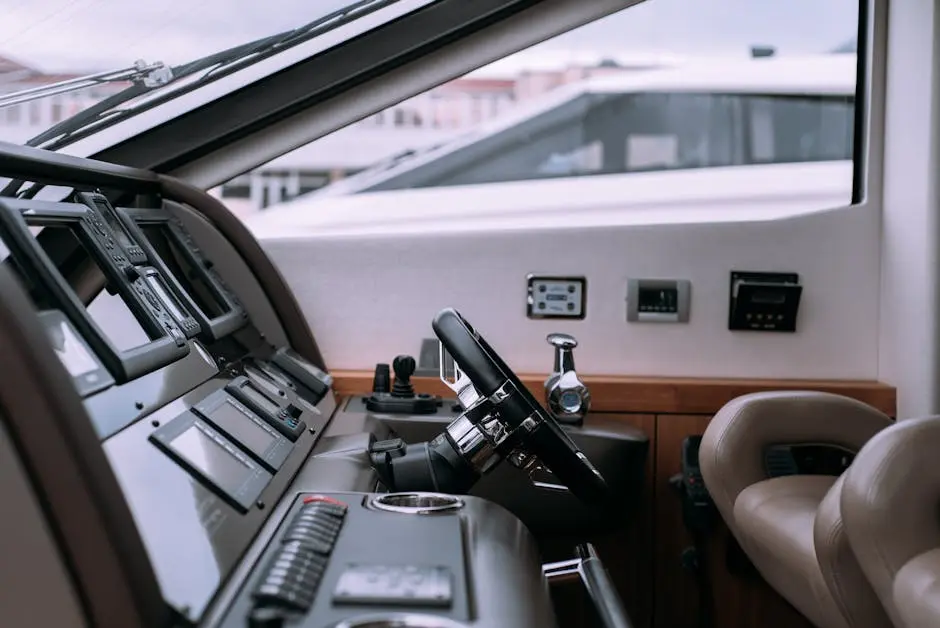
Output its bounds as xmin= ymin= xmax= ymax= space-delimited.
xmin=894 ymin=548 xmax=940 ymax=628
xmin=734 ymin=475 xmax=848 ymax=628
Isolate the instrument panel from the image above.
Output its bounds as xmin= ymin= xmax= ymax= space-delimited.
xmin=0 ymin=191 xmax=335 ymax=625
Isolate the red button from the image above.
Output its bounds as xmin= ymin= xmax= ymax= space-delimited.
xmin=303 ymin=494 xmax=347 ymax=506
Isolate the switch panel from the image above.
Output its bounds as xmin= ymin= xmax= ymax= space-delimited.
xmin=526 ymin=275 xmax=586 ymax=320
xmin=627 ymin=279 xmax=691 ymax=323
xmin=728 ymin=271 xmax=802 ymax=332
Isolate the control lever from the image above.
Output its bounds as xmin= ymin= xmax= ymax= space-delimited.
xmin=544 ymin=333 xmax=591 ymax=425
xmin=543 ymin=543 xmax=635 ymax=628
xmin=365 ymin=355 xmax=440 ymax=415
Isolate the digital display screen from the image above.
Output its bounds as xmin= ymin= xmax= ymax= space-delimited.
xmin=750 ymin=290 xmax=786 ymax=305
xmin=638 ymin=287 xmax=678 ymax=312
xmin=240 ymin=382 xmax=281 ymax=417
xmin=45 ymin=314 xmax=98 ymax=377
xmin=38 ymin=225 xmax=153 ymax=352
xmin=210 ymin=401 xmax=276 ymax=454
xmin=139 ymin=223 xmax=229 ymax=319
xmin=145 ymin=272 xmax=188 ymax=323
xmin=171 ymin=424 xmax=251 ymax=482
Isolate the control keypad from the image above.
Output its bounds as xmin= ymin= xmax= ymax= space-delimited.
xmin=252 ymin=498 xmax=348 ymax=612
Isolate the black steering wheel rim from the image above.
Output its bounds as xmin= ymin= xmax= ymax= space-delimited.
xmin=432 ymin=307 xmax=610 ymax=508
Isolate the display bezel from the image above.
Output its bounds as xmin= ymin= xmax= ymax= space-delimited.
xmin=140 ymin=266 xmax=202 ymax=338
xmin=192 ymin=389 xmax=292 ymax=471
xmin=0 ymin=199 xmax=190 ymax=382
xmin=74 ymin=191 xmax=148 ymax=265
xmin=121 ymin=208 xmax=247 ymax=342
xmin=37 ymin=309 xmax=114 ymax=397
xmin=149 ymin=411 xmax=272 ymax=513
xmin=225 ymin=375 xmax=306 ymax=442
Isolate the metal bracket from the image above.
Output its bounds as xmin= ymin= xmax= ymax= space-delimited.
xmin=438 ymin=341 xmax=480 ymax=408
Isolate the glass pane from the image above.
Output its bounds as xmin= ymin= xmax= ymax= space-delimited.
xmin=215 ymin=0 xmax=860 ymax=216
xmin=747 ymin=96 xmax=854 ymax=164
xmin=0 ymin=0 xmax=411 ymax=145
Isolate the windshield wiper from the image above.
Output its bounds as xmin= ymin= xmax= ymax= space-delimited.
xmin=0 ymin=61 xmax=172 ymax=110
xmin=24 ymin=0 xmax=402 ymax=152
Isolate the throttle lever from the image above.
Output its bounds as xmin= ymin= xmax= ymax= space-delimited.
xmin=544 ymin=333 xmax=591 ymax=425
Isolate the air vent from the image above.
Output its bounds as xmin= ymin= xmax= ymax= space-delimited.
xmin=764 ymin=446 xmax=799 ymax=478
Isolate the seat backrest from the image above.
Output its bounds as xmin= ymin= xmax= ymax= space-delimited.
xmin=841 ymin=416 xmax=940 ymax=628
xmin=0 ymin=266 xmax=167 ymax=628
xmin=701 ymin=390 xmax=893 ymax=530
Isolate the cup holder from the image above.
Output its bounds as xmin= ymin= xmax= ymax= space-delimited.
xmin=334 ymin=614 xmax=467 ymax=628
xmin=370 ymin=492 xmax=464 ymax=515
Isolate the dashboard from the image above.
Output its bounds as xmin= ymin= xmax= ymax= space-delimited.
xmin=0 ymin=172 xmax=556 ymax=628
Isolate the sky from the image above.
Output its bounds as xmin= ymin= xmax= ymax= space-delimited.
xmin=0 ymin=0 xmax=859 ymax=74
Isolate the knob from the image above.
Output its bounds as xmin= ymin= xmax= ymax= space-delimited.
xmin=391 ymin=355 xmax=416 ymax=398
xmin=544 ymin=333 xmax=590 ymax=425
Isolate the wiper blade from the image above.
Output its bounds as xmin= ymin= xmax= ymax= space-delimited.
xmin=28 ymin=0 xmax=403 ymax=153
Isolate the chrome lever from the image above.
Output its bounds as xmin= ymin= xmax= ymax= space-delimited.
xmin=544 ymin=333 xmax=591 ymax=425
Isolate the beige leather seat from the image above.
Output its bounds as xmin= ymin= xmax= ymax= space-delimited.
xmin=841 ymin=415 xmax=940 ymax=628
xmin=699 ymin=391 xmax=893 ymax=628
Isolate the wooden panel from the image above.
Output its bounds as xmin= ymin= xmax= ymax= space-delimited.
xmin=653 ymin=415 xmax=815 ymax=628
xmin=331 ymin=371 xmax=897 ymax=416
xmin=540 ymin=413 xmax=656 ymax=628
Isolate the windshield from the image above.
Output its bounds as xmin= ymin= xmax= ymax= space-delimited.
xmin=0 ymin=0 xmax=402 ymax=148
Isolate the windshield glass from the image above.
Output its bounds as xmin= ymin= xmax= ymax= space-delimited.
xmin=0 ymin=0 xmax=398 ymax=147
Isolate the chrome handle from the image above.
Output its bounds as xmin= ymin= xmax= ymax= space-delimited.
xmin=544 ymin=333 xmax=590 ymax=424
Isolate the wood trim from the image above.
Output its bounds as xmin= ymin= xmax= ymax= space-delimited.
xmin=331 ymin=370 xmax=897 ymax=416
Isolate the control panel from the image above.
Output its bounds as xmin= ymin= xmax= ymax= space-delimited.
xmin=220 ymin=492 xmax=478 ymax=628
xmin=728 ymin=271 xmax=803 ymax=332
xmin=526 ymin=275 xmax=587 ymax=319
xmin=76 ymin=191 xmax=148 ymax=265
xmin=627 ymin=278 xmax=691 ymax=323
xmin=227 ymin=375 xmax=307 ymax=442
xmin=194 ymin=388 xmax=294 ymax=471
xmin=149 ymin=411 xmax=273 ymax=514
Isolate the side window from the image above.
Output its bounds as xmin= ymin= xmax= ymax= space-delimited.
xmin=746 ymin=96 xmax=854 ymax=164
xmin=214 ymin=3 xmax=860 ymax=214
xmin=412 ymin=92 xmax=739 ymax=187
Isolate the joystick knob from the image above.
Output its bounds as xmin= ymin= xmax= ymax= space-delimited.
xmin=391 ymin=355 xmax=417 ymax=398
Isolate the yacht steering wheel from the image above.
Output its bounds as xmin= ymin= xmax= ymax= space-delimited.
xmin=432 ymin=308 xmax=611 ymax=507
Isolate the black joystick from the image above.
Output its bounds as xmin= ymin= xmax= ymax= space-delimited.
xmin=391 ymin=355 xmax=416 ymax=398
xmin=365 ymin=354 xmax=439 ymax=415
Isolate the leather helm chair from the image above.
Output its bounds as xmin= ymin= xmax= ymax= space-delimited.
xmin=841 ymin=415 xmax=940 ymax=628
xmin=699 ymin=391 xmax=894 ymax=628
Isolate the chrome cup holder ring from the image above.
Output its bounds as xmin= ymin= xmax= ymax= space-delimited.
xmin=369 ymin=492 xmax=464 ymax=515
xmin=334 ymin=613 xmax=468 ymax=628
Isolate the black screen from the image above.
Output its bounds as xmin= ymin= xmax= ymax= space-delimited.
xmin=240 ymin=381 xmax=282 ymax=416
xmin=209 ymin=400 xmax=277 ymax=454
xmin=171 ymin=424 xmax=252 ymax=482
xmin=38 ymin=226 xmax=153 ymax=352
xmin=139 ymin=223 xmax=228 ymax=319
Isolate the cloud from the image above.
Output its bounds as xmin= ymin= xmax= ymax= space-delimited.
xmin=0 ymin=0 xmax=859 ymax=73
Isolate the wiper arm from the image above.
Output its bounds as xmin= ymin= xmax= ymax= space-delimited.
xmin=29 ymin=0 xmax=402 ymax=153
xmin=0 ymin=60 xmax=172 ymax=110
